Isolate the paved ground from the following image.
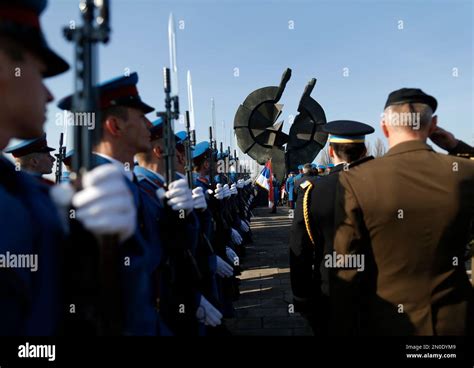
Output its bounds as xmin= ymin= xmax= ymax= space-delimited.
xmin=226 ymin=206 xmax=313 ymax=336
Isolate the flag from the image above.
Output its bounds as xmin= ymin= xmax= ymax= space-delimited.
xmin=255 ymin=159 xmax=274 ymax=208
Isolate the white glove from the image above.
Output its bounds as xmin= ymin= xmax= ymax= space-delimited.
xmin=230 ymin=183 xmax=238 ymax=196
xmin=223 ymin=184 xmax=231 ymax=198
xmin=50 ymin=182 xmax=76 ymax=232
xmin=162 ymin=178 xmax=194 ymax=213
xmin=71 ymin=164 xmax=136 ymax=242
xmin=240 ymin=219 xmax=250 ymax=233
xmin=206 ymin=189 xmax=214 ymax=196
xmin=237 ymin=179 xmax=245 ymax=189
xmin=231 ymin=228 xmax=243 ymax=245
xmin=216 ymin=255 xmax=234 ymax=278
xmin=226 ymin=246 xmax=240 ymax=267
xmin=214 ymin=183 xmax=225 ymax=200
xmin=192 ymin=187 xmax=207 ymax=210
xmin=196 ymin=295 xmax=223 ymax=327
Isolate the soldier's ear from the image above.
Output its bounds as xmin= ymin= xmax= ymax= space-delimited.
xmin=103 ymin=115 xmax=121 ymax=136
xmin=30 ymin=157 xmax=39 ymax=167
xmin=381 ymin=121 xmax=389 ymax=138
xmin=329 ymin=145 xmax=335 ymax=158
xmin=153 ymin=145 xmax=163 ymax=159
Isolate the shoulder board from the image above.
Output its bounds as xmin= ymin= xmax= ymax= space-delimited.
xmin=300 ymin=180 xmax=311 ymax=189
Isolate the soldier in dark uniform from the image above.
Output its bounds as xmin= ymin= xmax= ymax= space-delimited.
xmin=289 ymin=120 xmax=374 ymax=335
xmin=4 ymin=133 xmax=56 ymax=185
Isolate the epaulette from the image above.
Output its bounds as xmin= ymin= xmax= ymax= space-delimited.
xmin=300 ymin=180 xmax=311 ymax=189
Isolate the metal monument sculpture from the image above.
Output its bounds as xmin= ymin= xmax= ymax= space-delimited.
xmin=233 ymin=68 xmax=327 ymax=180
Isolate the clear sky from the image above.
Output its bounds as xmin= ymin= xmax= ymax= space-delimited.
xmin=6 ymin=0 xmax=474 ymax=169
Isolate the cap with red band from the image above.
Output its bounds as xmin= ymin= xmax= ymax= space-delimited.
xmin=57 ymin=72 xmax=155 ymax=114
xmin=0 ymin=0 xmax=69 ymax=77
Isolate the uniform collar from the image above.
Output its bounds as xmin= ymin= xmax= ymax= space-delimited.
xmin=94 ymin=152 xmax=134 ymax=181
xmin=134 ymin=165 xmax=165 ymax=183
xmin=385 ymin=140 xmax=433 ymax=157
xmin=330 ymin=163 xmax=346 ymax=174
xmin=329 ymin=156 xmax=374 ymax=174
xmin=349 ymin=155 xmax=374 ymax=168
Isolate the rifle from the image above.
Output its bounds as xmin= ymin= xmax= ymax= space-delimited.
xmin=64 ymin=0 xmax=109 ymax=174
xmin=162 ymin=13 xmax=180 ymax=185
xmin=209 ymin=126 xmax=214 ymax=187
xmin=63 ymin=0 xmax=118 ymax=336
xmin=184 ymin=111 xmax=194 ymax=188
xmin=55 ymin=133 xmax=66 ymax=183
xmin=219 ymin=142 xmax=225 ymax=184
xmin=234 ymin=149 xmax=239 ymax=180
xmin=185 ymin=70 xmax=196 ymax=188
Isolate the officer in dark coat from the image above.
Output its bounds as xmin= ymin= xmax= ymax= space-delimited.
xmin=289 ymin=120 xmax=375 ymax=335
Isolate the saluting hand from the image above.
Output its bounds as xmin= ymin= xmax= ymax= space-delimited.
xmin=429 ymin=126 xmax=459 ymax=151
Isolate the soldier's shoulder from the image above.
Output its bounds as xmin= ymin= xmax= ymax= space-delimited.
xmin=302 ymin=174 xmax=321 ymax=185
xmin=339 ymin=156 xmax=379 ymax=180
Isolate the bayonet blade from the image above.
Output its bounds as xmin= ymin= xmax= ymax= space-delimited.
xmin=168 ymin=13 xmax=179 ymax=96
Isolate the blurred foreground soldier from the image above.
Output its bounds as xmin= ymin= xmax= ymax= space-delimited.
xmin=332 ymin=88 xmax=474 ymax=335
xmin=290 ymin=120 xmax=374 ymax=335
xmin=0 ymin=0 xmax=135 ymax=335
xmin=4 ymin=133 xmax=56 ymax=185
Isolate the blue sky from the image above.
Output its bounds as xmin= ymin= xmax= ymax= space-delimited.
xmin=9 ymin=0 xmax=474 ymax=166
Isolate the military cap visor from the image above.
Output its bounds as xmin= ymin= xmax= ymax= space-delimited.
xmin=4 ymin=133 xmax=55 ymax=157
xmin=148 ymin=117 xmax=182 ymax=143
xmin=323 ymin=120 xmax=375 ymax=143
xmin=0 ymin=2 xmax=69 ymax=77
xmin=385 ymin=88 xmax=437 ymax=113
xmin=192 ymin=141 xmax=210 ymax=160
xmin=57 ymin=72 xmax=154 ymax=114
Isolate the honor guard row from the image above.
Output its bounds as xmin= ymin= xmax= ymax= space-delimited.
xmin=0 ymin=0 xmax=255 ymax=336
